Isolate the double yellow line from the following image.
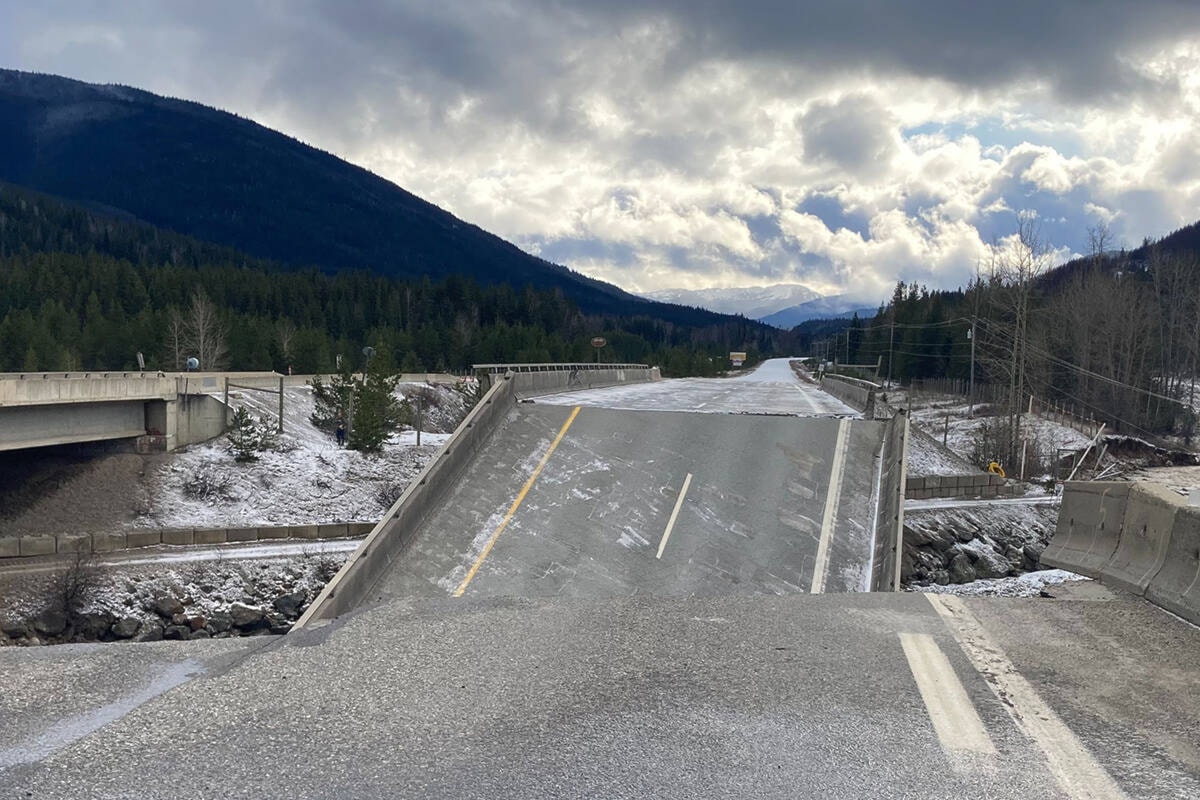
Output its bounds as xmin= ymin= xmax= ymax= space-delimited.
xmin=453 ymin=406 xmax=582 ymax=597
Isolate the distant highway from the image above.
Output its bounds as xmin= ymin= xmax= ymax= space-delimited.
xmin=535 ymin=357 xmax=857 ymax=416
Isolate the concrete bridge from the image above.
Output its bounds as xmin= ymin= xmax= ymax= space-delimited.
xmin=0 ymin=371 xmax=272 ymax=452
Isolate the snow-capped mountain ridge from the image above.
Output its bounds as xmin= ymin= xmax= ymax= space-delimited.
xmin=641 ymin=283 xmax=821 ymax=319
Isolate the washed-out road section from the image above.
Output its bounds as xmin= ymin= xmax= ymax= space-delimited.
xmin=2 ymin=360 xmax=1198 ymax=798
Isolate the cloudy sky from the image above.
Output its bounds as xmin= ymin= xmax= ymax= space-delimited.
xmin=6 ymin=1 xmax=1200 ymax=303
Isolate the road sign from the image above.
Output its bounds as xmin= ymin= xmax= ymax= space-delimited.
xmin=591 ymin=337 xmax=607 ymax=348
xmin=730 ymin=351 xmax=746 ymax=367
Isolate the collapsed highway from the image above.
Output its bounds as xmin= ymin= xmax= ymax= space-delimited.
xmin=2 ymin=360 xmax=1198 ymax=799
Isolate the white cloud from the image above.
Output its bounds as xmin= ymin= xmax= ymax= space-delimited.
xmin=7 ymin=1 xmax=1200 ymax=302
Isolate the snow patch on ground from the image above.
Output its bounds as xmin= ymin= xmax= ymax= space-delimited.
xmin=913 ymin=569 xmax=1088 ymax=597
xmin=139 ymin=383 xmax=465 ymax=529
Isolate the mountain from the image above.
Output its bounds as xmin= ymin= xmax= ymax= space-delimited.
xmin=759 ymin=295 xmax=878 ymax=328
xmin=0 ymin=69 xmax=727 ymax=322
xmin=641 ymin=283 xmax=821 ymax=320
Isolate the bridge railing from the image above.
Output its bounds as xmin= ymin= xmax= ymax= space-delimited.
xmin=472 ymin=363 xmax=651 ymax=373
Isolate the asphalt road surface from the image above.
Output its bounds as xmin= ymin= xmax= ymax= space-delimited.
xmin=374 ymin=405 xmax=885 ymax=601
xmin=2 ymin=361 xmax=1198 ymax=798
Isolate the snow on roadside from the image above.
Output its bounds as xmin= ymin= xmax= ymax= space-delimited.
xmin=138 ymin=382 xmax=464 ymax=530
xmin=912 ymin=569 xmax=1088 ymax=597
xmin=906 ymin=398 xmax=1094 ymax=469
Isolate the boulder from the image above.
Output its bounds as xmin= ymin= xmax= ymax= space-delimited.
xmin=1 ymin=618 xmax=29 ymax=639
xmin=33 ymin=609 xmax=68 ymax=637
xmin=188 ymin=615 xmax=208 ymax=631
xmin=272 ymin=591 xmax=307 ymax=618
xmin=189 ymin=629 xmax=212 ymax=640
xmin=208 ymin=612 xmax=233 ymax=634
xmin=229 ymin=603 xmax=266 ymax=629
xmin=133 ymin=619 xmax=164 ymax=642
xmin=110 ymin=616 xmax=141 ymax=639
xmin=154 ymin=596 xmax=185 ymax=618
xmin=973 ymin=548 xmax=1012 ymax=579
xmin=78 ymin=611 xmax=116 ymax=640
xmin=948 ymin=553 xmax=977 ymax=584
xmin=163 ymin=625 xmax=190 ymax=641
xmin=1022 ymin=542 xmax=1046 ymax=571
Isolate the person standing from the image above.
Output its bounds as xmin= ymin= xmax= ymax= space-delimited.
xmin=335 ymin=420 xmax=346 ymax=447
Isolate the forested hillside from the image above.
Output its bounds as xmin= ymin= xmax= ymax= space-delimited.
xmin=0 ymin=183 xmax=777 ymax=375
xmin=820 ymin=218 xmax=1200 ymax=452
xmin=0 ymin=69 xmax=672 ymax=318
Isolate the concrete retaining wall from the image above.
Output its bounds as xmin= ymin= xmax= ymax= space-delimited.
xmin=295 ymin=372 xmax=519 ymax=627
xmin=0 ymin=523 xmax=374 ymax=559
xmin=1043 ymin=481 xmax=1200 ymax=626
xmin=905 ymin=473 xmax=1014 ymax=500
xmin=1042 ymin=481 xmax=1130 ymax=579
xmin=1101 ymin=483 xmax=1178 ymax=596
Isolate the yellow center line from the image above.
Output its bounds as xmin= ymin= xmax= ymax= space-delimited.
xmin=453 ymin=405 xmax=582 ymax=597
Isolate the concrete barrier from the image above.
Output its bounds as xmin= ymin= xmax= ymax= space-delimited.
xmin=295 ymin=372 xmax=519 ymax=627
xmin=820 ymin=374 xmax=877 ymax=414
xmin=1146 ymin=505 xmax=1200 ymax=626
xmin=505 ymin=366 xmax=660 ymax=397
xmin=871 ymin=410 xmax=909 ymax=591
xmin=0 ymin=522 xmax=374 ymax=560
xmin=1100 ymin=483 xmax=1180 ymax=596
xmin=1041 ymin=481 xmax=1130 ymax=578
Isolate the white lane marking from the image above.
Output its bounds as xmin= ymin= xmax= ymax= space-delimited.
xmin=657 ymin=472 xmax=693 ymax=560
xmin=792 ymin=382 xmax=821 ymax=413
xmin=899 ymin=632 xmax=997 ymax=764
xmin=925 ymin=594 xmax=1126 ymax=799
xmin=811 ymin=418 xmax=851 ymax=593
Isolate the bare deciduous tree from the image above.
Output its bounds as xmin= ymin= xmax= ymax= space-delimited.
xmin=170 ymin=288 xmax=229 ymax=370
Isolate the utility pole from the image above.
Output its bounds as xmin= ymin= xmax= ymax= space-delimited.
xmin=886 ymin=321 xmax=895 ymax=389
xmin=968 ymin=317 xmax=976 ymax=416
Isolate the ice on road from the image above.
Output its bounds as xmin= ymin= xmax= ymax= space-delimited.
xmin=536 ymin=358 xmax=858 ymax=417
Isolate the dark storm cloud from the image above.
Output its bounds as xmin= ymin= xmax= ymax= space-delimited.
xmin=557 ymin=0 xmax=1199 ymax=103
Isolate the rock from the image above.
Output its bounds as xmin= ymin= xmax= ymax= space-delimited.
xmin=189 ymin=629 xmax=212 ymax=640
xmin=1 ymin=618 xmax=29 ymax=639
xmin=269 ymin=621 xmax=293 ymax=636
xmin=154 ymin=596 xmax=185 ymax=618
xmin=171 ymin=613 xmax=188 ymax=627
xmin=163 ymin=625 xmax=190 ymax=640
xmin=973 ymin=548 xmax=1012 ymax=579
xmin=79 ymin=611 xmax=115 ymax=640
xmin=954 ymin=526 xmax=976 ymax=543
xmin=188 ymin=615 xmax=208 ymax=631
xmin=948 ymin=553 xmax=977 ymax=584
xmin=111 ymin=616 xmax=141 ymax=639
xmin=229 ymin=603 xmax=266 ymax=629
xmin=213 ymin=631 xmax=233 ymax=639
xmin=209 ymin=612 xmax=233 ymax=634
xmin=272 ymin=591 xmax=307 ymax=618
xmin=931 ymin=570 xmax=950 ymax=586
xmin=1023 ymin=542 xmax=1046 ymax=570
xmin=133 ymin=619 xmax=164 ymax=642
xmin=33 ymin=609 xmax=68 ymax=637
